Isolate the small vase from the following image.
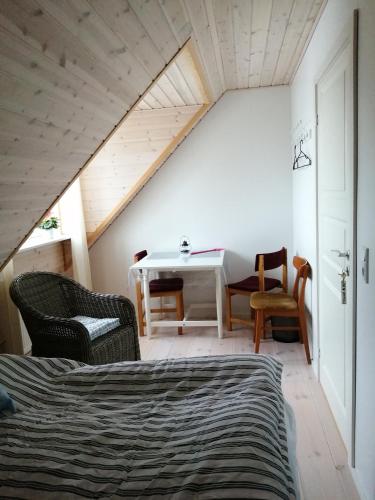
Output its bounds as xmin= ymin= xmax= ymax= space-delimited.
xmin=179 ymin=235 xmax=191 ymax=256
xmin=45 ymin=229 xmax=58 ymax=240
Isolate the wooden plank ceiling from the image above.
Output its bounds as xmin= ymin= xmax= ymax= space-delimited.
xmin=0 ymin=0 xmax=325 ymax=270
xmin=137 ymin=46 xmax=207 ymax=110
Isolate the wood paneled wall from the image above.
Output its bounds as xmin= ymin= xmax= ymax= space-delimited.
xmin=0 ymin=274 xmax=10 ymax=353
xmin=81 ymin=105 xmax=202 ymax=235
xmin=0 ymin=261 xmax=23 ymax=355
xmin=0 ymin=240 xmax=72 ymax=354
xmin=13 ymin=240 xmax=72 ymax=276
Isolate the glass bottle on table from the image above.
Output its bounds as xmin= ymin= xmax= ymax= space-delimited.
xmin=179 ymin=236 xmax=191 ymax=257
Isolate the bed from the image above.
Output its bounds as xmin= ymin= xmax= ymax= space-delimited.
xmin=0 ymin=353 xmax=298 ymax=499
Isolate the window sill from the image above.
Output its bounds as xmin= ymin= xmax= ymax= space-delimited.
xmin=18 ymin=235 xmax=71 ymax=253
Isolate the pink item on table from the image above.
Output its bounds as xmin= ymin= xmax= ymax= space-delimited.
xmin=190 ymin=248 xmax=224 ymax=255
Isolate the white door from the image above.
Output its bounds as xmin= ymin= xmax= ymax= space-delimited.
xmin=317 ymin=40 xmax=354 ymax=451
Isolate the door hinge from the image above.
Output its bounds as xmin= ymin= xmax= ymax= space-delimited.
xmin=316 ymin=114 xmax=319 ymax=126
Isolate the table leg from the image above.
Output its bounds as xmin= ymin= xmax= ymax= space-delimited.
xmin=215 ymin=268 xmax=223 ymax=339
xmin=142 ymin=270 xmax=152 ymax=339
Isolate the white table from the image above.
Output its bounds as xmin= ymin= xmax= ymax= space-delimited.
xmin=130 ymin=250 xmax=225 ymax=339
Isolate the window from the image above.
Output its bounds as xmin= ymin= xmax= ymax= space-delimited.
xmin=20 ymin=204 xmax=63 ymax=250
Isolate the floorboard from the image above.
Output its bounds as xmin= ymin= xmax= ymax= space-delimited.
xmin=139 ymin=326 xmax=359 ymax=500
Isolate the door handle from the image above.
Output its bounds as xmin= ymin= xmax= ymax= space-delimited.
xmin=331 ymin=249 xmax=350 ymax=259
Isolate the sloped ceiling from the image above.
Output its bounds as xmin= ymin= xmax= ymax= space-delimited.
xmin=0 ymin=0 xmax=325 ymax=270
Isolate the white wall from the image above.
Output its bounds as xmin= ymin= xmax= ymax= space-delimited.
xmin=291 ymin=1 xmax=375 ymax=498
xmin=90 ymin=87 xmax=292 ymax=316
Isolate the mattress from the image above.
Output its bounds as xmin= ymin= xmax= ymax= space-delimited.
xmin=0 ymin=354 xmax=296 ymax=499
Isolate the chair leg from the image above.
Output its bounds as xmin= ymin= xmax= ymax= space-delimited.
xmin=176 ymin=291 xmax=184 ymax=335
xmin=299 ymin=322 xmax=303 ymax=343
xmin=299 ymin=309 xmax=311 ymax=364
xmin=254 ymin=310 xmax=263 ymax=354
xmin=253 ymin=311 xmax=257 ymax=345
xmin=225 ymin=288 xmax=232 ymax=331
xmin=136 ymin=297 xmax=145 ymax=337
xmin=250 ymin=307 xmax=255 ymax=320
xmin=263 ymin=314 xmax=267 ymax=339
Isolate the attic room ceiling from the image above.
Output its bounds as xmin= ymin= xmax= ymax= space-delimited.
xmin=0 ymin=0 xmax=326 ymax=270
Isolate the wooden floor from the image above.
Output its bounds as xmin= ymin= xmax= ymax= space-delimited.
xmin=139 ymin=326 xmax=359 ymax=500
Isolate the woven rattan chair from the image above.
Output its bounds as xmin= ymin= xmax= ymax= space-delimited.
xmin=9 ymin=272 xmax=140 ymax=365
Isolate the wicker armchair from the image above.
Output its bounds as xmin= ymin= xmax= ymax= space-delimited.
xmin=9 ymin=272 xmax=140 ymax=365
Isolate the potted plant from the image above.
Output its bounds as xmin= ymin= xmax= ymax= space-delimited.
xmin=39 ymin=216 xmax=60 ymax=240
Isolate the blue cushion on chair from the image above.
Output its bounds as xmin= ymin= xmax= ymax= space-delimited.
xmin=72 ymin=316 xmax=120 ymax=341
xmin=0 ymin=384 xmax=16 ymax=417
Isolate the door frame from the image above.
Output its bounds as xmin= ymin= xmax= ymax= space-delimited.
xmin=314 ymin=10 xmax=359 ymax=467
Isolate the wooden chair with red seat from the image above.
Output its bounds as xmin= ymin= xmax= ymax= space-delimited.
xmin=250 ymin=256 xmax=311 ymax=364
xmin=134 ymin=250 xmax=184 ymax=337
xmin=226 ymin=247 xmax=288 ymax=331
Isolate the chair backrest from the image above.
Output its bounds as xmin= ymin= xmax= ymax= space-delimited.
xmin=291 ymin=256 xmax=310 ymax=306
xmin=9 ymin=272 xmax=74 ymax=319
xmin=134 ymin=251 xmax=148 ymax=302
xmin=134 ymin=250 xmax=148 ymax=263
xmin=255 ymin=247 xmax=288 ymax=292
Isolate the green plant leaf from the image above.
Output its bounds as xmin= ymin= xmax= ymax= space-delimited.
xmin=39 ymin=216 xmax=59 ymax=230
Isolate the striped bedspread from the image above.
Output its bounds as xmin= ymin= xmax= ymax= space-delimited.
xmin=0 ymin=354 xmax=296 ymax=499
